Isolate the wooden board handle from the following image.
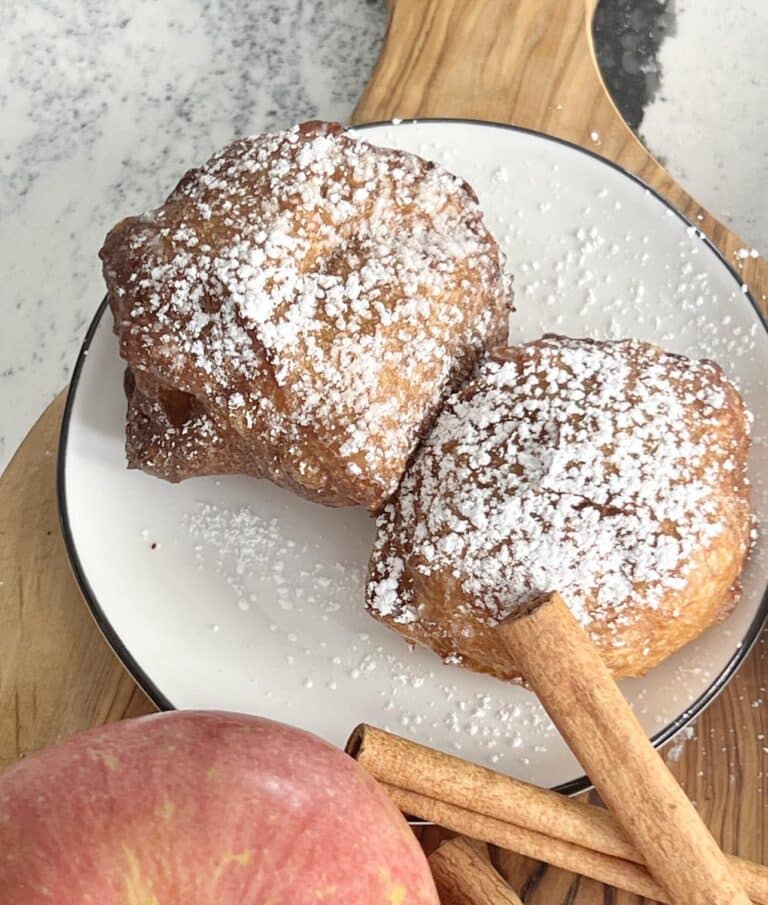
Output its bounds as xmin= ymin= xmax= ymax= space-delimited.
xmin=352 ymin=0 xmax=767 ymax=309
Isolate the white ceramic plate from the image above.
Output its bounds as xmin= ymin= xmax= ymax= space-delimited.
xmin=59 ymin=121 xmax=768 ymax=793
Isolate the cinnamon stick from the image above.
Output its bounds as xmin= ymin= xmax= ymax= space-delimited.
xmin=347 ymin=725 xmax=768 ymax=904
xmin=347 ymin=723 xmax=637 ymax=860
xmin=387 ymin=783 xmax=670 ymax=902
xmin=497 ymin=592 xmax=750 ymax=905
xmin=428 ymin=837 xmax=524 ymax=905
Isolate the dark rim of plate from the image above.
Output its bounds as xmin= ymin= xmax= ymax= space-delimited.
xmin=57 ymin=118 xmax=768 ymax=798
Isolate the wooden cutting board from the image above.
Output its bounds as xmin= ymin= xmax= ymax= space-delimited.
xmin=1 ymin=0 xmax=766 ymax=901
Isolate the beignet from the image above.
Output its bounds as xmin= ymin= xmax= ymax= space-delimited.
xmin=101 ymin=121 xmax=511 ymax=509
xmin=367 ymin=335 xmax=753 ymax=679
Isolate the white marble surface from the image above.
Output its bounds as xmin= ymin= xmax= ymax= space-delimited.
xmin=641 ymin=0 xmax=768 ymax=251
xmin=0 ymin=0 xmax=765 ymax=472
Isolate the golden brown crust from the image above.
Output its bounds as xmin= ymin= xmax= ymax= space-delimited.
xmin=101 ymin=121 xmax=511 ymax=510
xmin=366 ymin=335 xmax=753 ymax=679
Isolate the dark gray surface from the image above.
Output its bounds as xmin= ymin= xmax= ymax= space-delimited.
xmin=594 ymin=0 xmax=675 ymax=131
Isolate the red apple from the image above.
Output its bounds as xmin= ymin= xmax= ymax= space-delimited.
xmin=0 ymin=710 xmax=439 ymax=904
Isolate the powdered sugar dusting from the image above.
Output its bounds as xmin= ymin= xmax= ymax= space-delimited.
xmin=184 ymin=500 xmax=558 ymax=765
xmin=665 ymin=724 xmax=697 ymax=763
xmin=180 ymin=495 xmax=723 ymax=769
xmin=102 ymin=122 xmax=510 ymax=508
xmin=368 ymin=336 xmax=752 ymax=660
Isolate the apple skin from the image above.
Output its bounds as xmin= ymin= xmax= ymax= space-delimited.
xmin=0 ymin=710 xmax=439 ymax=904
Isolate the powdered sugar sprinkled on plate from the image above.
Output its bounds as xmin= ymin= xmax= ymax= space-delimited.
xmin=184 ymin=500 xmax=559 ymax=765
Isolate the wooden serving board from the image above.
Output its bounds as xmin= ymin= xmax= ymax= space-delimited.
xmin=1 ymin=0 xmax=766 ymax=901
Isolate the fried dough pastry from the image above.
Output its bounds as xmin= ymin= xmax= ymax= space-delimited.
xmin=100 ymin=121 xmax=511 ymax=509
xmin=367 ymin=335 xmax=753 ymax=679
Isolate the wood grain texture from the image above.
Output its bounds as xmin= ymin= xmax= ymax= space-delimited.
xmin=0 ymin=394 xmax=153 ymax=771
xmin=0 ymin=0 xmax=765 ymax=901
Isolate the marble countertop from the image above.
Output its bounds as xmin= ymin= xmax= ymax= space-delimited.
xmin=1 ymin=0 xmax=766 ymax=472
